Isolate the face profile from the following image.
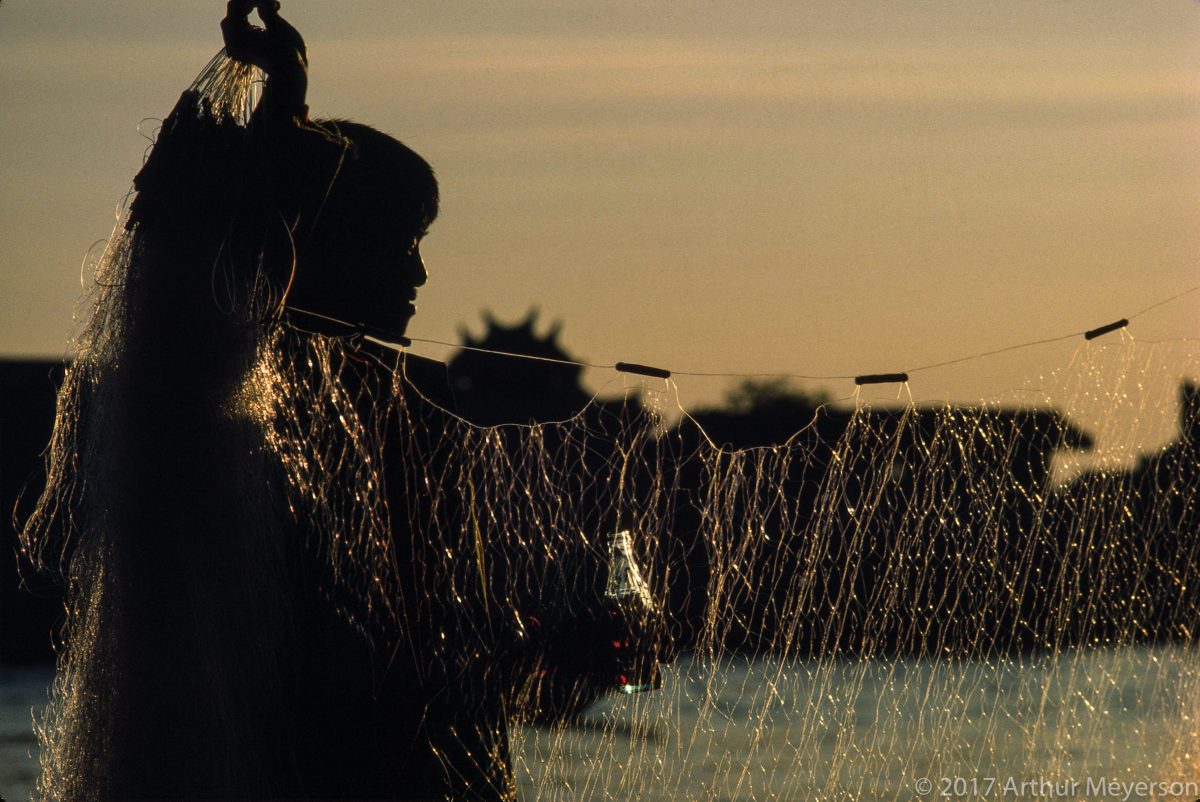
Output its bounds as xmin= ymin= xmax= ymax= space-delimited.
xmin=341 ymin=228 xmax=429 ymax=339
xmin=281 ymin=120 xmax=439 ymax=340
xmin=394 ymin=237 xmax=429 ymax=335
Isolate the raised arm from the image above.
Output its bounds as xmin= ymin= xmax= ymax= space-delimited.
xmin=221 ymin=0 xmax=310 ymax=125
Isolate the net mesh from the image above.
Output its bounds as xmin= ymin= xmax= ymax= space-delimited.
xmin=395 ymin=337 xmax=1199 ymax=801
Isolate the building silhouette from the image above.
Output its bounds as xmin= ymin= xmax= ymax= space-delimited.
xmin=3 ymin=330 xmax=1197 ymax=663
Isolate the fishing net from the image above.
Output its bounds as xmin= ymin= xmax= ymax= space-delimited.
xmin=485 ymin=335 xmax=1200 ymax=801
xmin=20 ymin=49 xmax=1200 ymax=802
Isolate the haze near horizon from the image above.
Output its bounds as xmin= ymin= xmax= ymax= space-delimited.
xmin=1 ymin=1 xmax=1197 ymax=452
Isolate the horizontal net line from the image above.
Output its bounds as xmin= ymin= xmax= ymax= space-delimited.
xmin=1129 ymin=283 xmax=1200 ymax=320
xmin=404 ymin=281 xmax=1197 ymax=387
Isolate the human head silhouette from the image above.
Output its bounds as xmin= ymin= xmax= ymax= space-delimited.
xmin=283 ymin=120 xmax=439 ymax=340
xmin=221 ymin=0 xmax=438 ymax=342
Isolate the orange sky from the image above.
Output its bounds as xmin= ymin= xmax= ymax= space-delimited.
xmin=1 ymin=1 xmax=1197 ymax=453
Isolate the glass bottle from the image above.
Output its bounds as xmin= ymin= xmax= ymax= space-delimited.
xmin=604 ymin=530 xmax=663 ymax=693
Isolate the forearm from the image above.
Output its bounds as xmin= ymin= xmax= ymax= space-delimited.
xmin=221 ymin=0 xmax=309 ymax=126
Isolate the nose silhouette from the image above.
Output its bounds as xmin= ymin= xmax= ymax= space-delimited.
xmin=404 ymin=246 xmax=428 ymax=288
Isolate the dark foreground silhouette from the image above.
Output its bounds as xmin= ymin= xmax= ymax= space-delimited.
xmin=16 ymin=3 xmax=670 ymax=800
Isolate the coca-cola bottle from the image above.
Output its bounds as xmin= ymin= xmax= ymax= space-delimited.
xmin=604 ymin=530 xmax=669 ymax=693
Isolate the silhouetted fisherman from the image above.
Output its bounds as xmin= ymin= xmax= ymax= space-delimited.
xmin=21 ymin=2 xmax=671 ymax=800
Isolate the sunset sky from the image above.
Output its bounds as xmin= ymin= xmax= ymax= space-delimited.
xmin=1 ymin=2 xmax=1197 ymax=448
